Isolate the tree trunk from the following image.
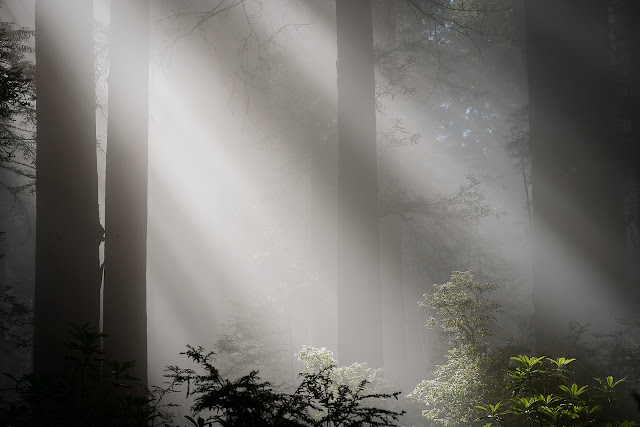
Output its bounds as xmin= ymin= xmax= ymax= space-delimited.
xmin=527 ymin=0 xmax=622 ymax=353
xmin=336 ymin=0 xmax=383 ymax=367
xmin=627 ymin=0 xmax=640 ymax=309
xmin=309 ymin=107 xmax=339 ymax=351
xmin=379 ymin=215 xmax=406 ymax=382
xmin=34 ymin=0 xmax=100 ymax=376
xmin=103 ymin=0 xmax=150 ymax=386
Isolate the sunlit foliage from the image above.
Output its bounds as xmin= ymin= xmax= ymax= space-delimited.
xmin=420 ymin=270 xmax=501 ymax=350
xmin=477 ymin=355 xmax=634 ymax=426
xmin=411 ymin=271 xmax=639 ymax=426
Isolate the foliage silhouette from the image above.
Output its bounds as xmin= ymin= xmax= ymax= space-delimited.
xmin=0 ymin=232 xmax=31 ymax=351
xmin=0 ymin=323 xmax=173 ymax=426
xmin=1 ymin=324 xmax=405 ymax=426
xmin=164 ymin=344 xmax=405 ymax=426
xmin=0 ymin=5 xmax=36 ymax=193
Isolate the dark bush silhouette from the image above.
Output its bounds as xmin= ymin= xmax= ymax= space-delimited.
xmin=0 ymin=323 xmax=168 ymax=426
xmin=165 ymin=345 xmax=404 ymax=426
xmin=0 ymin=325 xmax=404 ymax=426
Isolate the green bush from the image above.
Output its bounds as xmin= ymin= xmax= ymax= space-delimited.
xmin=476 ymin=355 xmax=635 ymax=427
xmin=409 ymin=271 xmax=638 ymax=427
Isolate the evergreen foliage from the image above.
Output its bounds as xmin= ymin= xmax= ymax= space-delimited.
xmin=0 ymin=5 xmax=35 ymax=191
xmin=165 ymin=344 xmax=404 ymax=426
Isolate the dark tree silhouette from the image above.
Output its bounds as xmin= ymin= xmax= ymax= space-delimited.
xmin=33 ymin=0 xmax=101 ymax=377
xmin=526 ymin=0 xmax=624 ymax=352
xmin=103 ymin=0 xmax=150 ymax=387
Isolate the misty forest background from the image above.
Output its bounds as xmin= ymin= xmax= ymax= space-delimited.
xmin=1 ymin=0 xmax=640 ymax=425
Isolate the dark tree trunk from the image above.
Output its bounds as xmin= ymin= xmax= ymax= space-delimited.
xmin=103 ymin=0 xmax=150 ymax=386
xmin=627 ymin=0 xmax=640 ymax=308
xmin=527 ymin=0 xmax=623 ymax=353
xmin=336 ymin=0 xmax=383 ymax=367
xmin=34 ymin=0 xmax=100 ymax=376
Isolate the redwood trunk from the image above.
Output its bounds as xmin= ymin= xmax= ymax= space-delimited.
xmin=103 ymin=0 xmax=150 ymax=385
xmin=34 ymin=0 xmax=100 ymax=376
xmin=336 ymin=0 xmax=383 ymax=367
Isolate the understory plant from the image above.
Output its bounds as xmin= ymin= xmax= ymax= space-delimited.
xmin=409 ymin=271 xmax=638 ymax=426
xmin=0 ymin=323 xmax=173 ymax=426
xmin=1 ymin=325 xmax=405 ymax=426
xmin=164 ymin=345 xmax=405 ymax=426
xmin=408 ymin=271 xmax=511 ymax=425
xmin=297 ymin=346 xmax=388 ymax=394
xmin=476 ymin=355 xmax=635 ymax=426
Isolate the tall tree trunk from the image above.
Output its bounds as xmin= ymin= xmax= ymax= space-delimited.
xmin=336 ymin=0 xmax=383 ymax=367
xmin=34 ymin=0 xmax=100 ymax=376
xmin=309 ymin=107 xmax=338 ymax=351
xmin=627 ymin=0 xmax=640 ymax=309
xmin=379 ymin=215 xmax=406 ymax=382
xmin=527 ymin=0 xmax=622 ymax=353
xmin=103 ymin=0 xmax=150 ymax=386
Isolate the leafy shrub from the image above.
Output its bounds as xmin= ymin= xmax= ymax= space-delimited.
xmin=408 ymin=271 xmax=509 ymax=425
xmin=297 ymin=346 xmax=388 ymax=393
xmin=410 ymin=271 xmax=638 ymax=427
xmin=476 ymin=355 xmax=635 ymax=427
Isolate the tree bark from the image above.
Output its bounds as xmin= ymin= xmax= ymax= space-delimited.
xmin=34 ymin=0 xmax=100 ymax=376
xmin=527 ymin=0 xmax=622 ymax=353
xmin=103 ymin=0 xmax=150 ymax=386
xmin=336 ymin=0 xmax=383 ymax=367
xmin=626 ymin=0 xmax=640 ymax=309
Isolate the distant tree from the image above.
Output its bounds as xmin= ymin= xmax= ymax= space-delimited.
xmin=335 ymin=0 xmax=383 ymax=369
xmin=103 ymin=0 xmax=150 ymax=387
xmin=505 ymin=105 xmax=532 ymax=229
xmin=33 ymin=0 xmax=101 ymax=377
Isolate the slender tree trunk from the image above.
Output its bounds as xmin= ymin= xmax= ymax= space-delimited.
xmin=336 ymin=0 xmax=383 ymax=367
xmin=379 ymin=215 xmax=405 ymax=381
xmin=103 ymin=0 xmax=150 ymax=386
xmin=34 ymin=0 xmax=100 ymax=376
xmin=309 ymin=108 xmax=339 ymax=351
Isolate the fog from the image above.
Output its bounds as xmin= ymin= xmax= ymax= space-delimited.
xmin=1 ymin=0 xmax=639 ymax=423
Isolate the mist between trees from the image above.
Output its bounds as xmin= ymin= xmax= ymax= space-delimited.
xmin=0 ymin=0 xmax=639 ymax=425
